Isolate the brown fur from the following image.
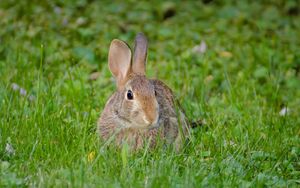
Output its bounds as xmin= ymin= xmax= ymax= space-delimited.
xmin=98 ymin=33 xmax=190 ymax=150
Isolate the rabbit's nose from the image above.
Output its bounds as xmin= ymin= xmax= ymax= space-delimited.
xmin=143 ymin=116 xmax=150 ymax=125
xmin=141 ymin=99 xmax=159 ymax=125
xmin=143 ymin=111 xmax=159 ymax=125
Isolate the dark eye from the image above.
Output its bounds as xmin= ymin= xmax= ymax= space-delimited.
xmin=127 ymin=90 xmax=133 ymax=100
xmin=154 ymin=90 xmax=157 ymax=96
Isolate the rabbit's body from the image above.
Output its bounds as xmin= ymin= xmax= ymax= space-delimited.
xmin=98 ymin=33 xmax=190 ymax=150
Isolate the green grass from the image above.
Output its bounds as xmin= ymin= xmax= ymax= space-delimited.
xmin=0 ymin=0 xmax=300 ymax=187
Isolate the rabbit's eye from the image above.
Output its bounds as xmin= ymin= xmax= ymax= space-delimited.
xmin=127 ymin=90 xmax=134 ymax=100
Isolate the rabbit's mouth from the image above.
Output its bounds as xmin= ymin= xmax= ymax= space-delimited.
xmin=146 ymin=115 xmax=160 ymax=129
xmin=115 ymin=108 xmax=159 ymax=129
xmin=147 ymin=122 xmax=160 ymax=129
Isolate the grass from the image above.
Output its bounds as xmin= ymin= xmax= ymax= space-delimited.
xmin=0 ymin=0 xmax=300 ymax=187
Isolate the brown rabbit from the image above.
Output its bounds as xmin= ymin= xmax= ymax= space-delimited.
xmin=98 ymin=33 xmax=190 ymax=150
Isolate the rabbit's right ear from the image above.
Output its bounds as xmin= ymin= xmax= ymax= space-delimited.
xmin=132 ymin=33 xmax=148 ymax=75
xmin=108 ymin=39 xmax=132 ymax=90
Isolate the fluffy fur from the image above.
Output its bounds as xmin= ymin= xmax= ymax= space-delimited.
xmin=98 ymin=33 xmax=190 ymax=150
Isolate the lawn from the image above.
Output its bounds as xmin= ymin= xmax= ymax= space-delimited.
xmin=0 ymin=0 xmax=299 ymax=187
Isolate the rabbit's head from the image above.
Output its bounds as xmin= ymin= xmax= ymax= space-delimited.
xmin=108 ymin=33 xmax=159 ymax=129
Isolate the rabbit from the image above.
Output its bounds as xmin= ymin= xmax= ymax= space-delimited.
xmin=98 ymin=33 xmax=191 ymax=150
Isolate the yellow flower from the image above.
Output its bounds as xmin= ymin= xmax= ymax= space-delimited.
xmin=219 ymin=51 xmax=233 ymax=58
xmin=88 ymin=151 xmax=96 ymax=163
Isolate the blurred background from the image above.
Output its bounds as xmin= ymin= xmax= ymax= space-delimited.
xmin=0 ymin=0 xmax=299 ymax=115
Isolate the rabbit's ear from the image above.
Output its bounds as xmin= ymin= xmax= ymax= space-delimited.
xmin=132 ymin=33 xmax=148 ymax=75
xmin=108 ymin=39 xmax=132 ymax=89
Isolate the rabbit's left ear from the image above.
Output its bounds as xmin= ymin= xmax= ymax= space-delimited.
xmin=108 ymin=39 xmax=132 ymax=90
xmin=132 ymin=33 xmax=148 ymax=75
